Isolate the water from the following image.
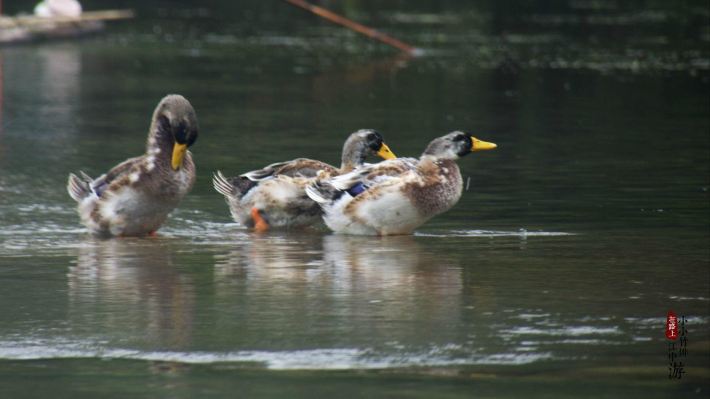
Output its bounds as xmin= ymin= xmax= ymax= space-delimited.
xmin=1 ymin=1 xmax=709 ymax=397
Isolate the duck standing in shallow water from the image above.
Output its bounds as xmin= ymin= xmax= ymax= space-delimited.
xmin=213 ymin=129 xmax=396 ymax=231
xmin=306 ymin=131 xmax=496 ymax=235
xmin=67 ymin=94 xmax=199 ymax=237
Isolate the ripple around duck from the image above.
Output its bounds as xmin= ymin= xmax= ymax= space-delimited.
xmin=415 ymin=229 xmax=575 ymax=238
xmin=0 ymin=222 xmax=575 ymax=256
xmin=159 ymin=221 xmax=250 ymax=244
xmin=0 ymin=339 xmax=553 ymax=370
xmin=0 ymin=210 xmax=247 ymax=255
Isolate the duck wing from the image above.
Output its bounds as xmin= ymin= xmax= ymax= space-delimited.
xmin=329 ymin=157 xmax=418 ymax=191
xmin=241 ymin=158 xmax=338 ymax=181
xmin=67 ymin=156 xmax=143 ymax=202
xmin=306 ymin=158 xmax=418 ymax=204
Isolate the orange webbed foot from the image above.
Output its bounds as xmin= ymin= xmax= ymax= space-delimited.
xmin=251 ymin=208 xmax=269 ymax=232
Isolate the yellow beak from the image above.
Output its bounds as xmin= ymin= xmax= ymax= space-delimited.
xmin=171 ymin=143 xmax=188 ymax=170
xmin=377 ymin=143 xmax=397 ymax=160
xmin=471 ymin=137 xmax=497 ymax=151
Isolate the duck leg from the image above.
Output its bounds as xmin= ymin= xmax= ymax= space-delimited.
xmin=250 ymin=208 xmax=270 ymax=232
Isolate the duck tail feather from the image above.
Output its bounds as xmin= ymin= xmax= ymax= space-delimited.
xmin=213 ymin=171 xmax=236 ymax=198
xmin=306 ymin=180 xmax=342 ymax=204
xmin=67 ymin=172 xmax=92 ymax=202
xmin=79 ymin=171 xmax=94 ymax=182
xmin=213 ymin=171 xmax=257 ymax=199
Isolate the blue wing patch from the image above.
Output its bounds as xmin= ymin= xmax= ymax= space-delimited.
xmin=93 ymin=182 xmax=108 ymax=197
xmin=346 ymin=182 xmax=367 ymax=197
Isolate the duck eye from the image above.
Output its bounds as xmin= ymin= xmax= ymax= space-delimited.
xmin=174 ymin=123 xmax=188 ymax=144
xmin=366 ymin=132 xmax=382 ymax=150
xmin=186 ymin=129 xmax=197 ymax=146
xmin=454 ymin=134 xmax=466 ymax=142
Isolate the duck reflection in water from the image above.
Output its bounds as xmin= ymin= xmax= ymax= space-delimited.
xmin=213 ymin=234 xmax=464 ymax=344
xmin=321 ymin=235 xmax=462 ymax=306
xmin=68 ymin=238 xmax=195 ymax=349
xmin=213 ymin=232 xmax=326 ymax=283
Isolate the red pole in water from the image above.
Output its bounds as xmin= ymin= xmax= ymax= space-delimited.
xmin=283 ymin=0 xmax=420 ymax=55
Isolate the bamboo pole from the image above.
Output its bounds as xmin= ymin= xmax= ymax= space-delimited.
xmin=283 ymin=0 xmax=421 ymax=56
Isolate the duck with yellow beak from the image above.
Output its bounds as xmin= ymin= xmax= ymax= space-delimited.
xmin=306 ymin=131 xmax=496 ymax=235
xmin=213 ymin=129 xmax=396 ymax=231
xmin=67 ymin=94 xmax=199 ymax=237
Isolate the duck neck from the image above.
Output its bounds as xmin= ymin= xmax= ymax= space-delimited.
xmin=146 ymin=116 xmax=176 ymax=165
xmin=339 ymin=143 xmax=366 ymax=173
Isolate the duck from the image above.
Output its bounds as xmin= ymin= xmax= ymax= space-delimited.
xmin=305 ymin=131 xmax=496 ymax=235
xmin=67 ymin=94 xmax=199 ymax=237
xmin=212 ymin=129 xmax=396 ymax=231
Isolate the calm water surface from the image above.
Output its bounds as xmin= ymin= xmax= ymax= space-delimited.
xmin=0 ymin=2 xmax=708 ymax=398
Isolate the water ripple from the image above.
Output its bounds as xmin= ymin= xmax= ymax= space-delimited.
xmin=415 ymin=229 xmax=574 ymax=238
xmin=0 ymin=340 xmax=552 ymax=369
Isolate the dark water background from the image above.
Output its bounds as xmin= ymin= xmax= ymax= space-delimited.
xmin=0 ymin=1 xmax=708 ymax=397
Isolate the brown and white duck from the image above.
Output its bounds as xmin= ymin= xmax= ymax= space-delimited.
xmin=67 ymin=94 xmax=199 ymax=237
xmin=212 ymin=129 xmax=396 ymax=231
xmin=305 ymin=131 xmax=496 ymax=235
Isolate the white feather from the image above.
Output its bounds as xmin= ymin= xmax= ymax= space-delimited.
xmin=212 ymin=171 xmax=235 ymax=198
xmin=305 ymin=184 xmax=328 ymax=204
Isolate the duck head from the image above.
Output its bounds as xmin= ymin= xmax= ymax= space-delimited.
xmin=147 ymin=94 xmax=199 ymax=171
xmin=422 ymin=131 xmax=496 ymax=160
xmin=340 ymin=129 xmax=396 ymax=172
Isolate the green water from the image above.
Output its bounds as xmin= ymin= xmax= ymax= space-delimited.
xmin=0 ymin=1 xmax=709 ymax=398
